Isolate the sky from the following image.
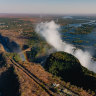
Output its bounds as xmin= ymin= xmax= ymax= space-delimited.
xmin=0 ymin=0 xmax=96 ymax=14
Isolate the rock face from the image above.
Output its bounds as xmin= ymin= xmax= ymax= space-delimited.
xmin=45 ymin=51 xmax=82 ymax=80
xmin=0 ymin=34 xmax=20 ymax=52
xmin=0 ymin=44 xmax=5 ymax=52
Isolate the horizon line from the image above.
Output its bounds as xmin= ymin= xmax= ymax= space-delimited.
xmin=0 ymin=13 xmax=96 ymax=16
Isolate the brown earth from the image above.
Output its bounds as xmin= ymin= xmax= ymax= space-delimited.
xmin=0 ymin=17 xmax=94 ymax=96
xmin=0 ymin=29 xmax=26 ymax=48
xmin=0 ymin=50 xmax=93 ymax=96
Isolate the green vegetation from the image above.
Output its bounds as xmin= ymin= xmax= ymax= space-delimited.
xmin=13 ymin=53 xmax=22 ymax=62
xmin=93 ymin=43 xmax=96 ymax=47
xmin=21 ymin=23 xmax=51 ymax=63
xmin=57 ymin=18 xmax=89 ymax=26
xmin=45 ymin=52 xmax=96 ymax=94
xmin=0 ymin=18 xmax=24 ymax=30
xmin=45 ymin=52 xmax=82 ymax=78
xmin=0 ymin=17 xmax=96 ymax=95
xmin=0 ymin=18 xmax=51 ymax=63
xmin=6 ymin=53 xmax=21 ymax=62
xmin=70 ymin=24 xmax=95 ymax=34
xmin=0 ymin=53 xmax=6 ymax=67
xmin=72 ymin=40 xmax=83 ymax=43
xmin=61 ymin=26 xmax=73 ymax=33
xmin=26 ymin=43 xmax=50 ymax=63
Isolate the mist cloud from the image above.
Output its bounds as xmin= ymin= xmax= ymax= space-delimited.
xmin=35 ymin=21 xmax=96 ymax=73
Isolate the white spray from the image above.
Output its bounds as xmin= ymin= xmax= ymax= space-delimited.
xmin=35 ymin=21 xmax=96 ymax=72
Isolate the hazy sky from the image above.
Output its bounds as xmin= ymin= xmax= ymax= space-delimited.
xmin=0 ymin=0 xmax=96 ymax=14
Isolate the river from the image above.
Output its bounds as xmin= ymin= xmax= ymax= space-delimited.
xmin=61 ymin=19 xmax=96 ymax=56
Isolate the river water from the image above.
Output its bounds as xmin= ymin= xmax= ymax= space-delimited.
xmin=61 ymin=19 xmax=96 ymax=54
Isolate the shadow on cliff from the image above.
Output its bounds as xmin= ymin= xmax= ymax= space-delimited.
xmin=0 ymin=34 xmax=20 ymax=53
xmin=0 ymin=53 xmax=6 ymax=67
xmin=0 ymin=67 xmax=20 ymax=96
